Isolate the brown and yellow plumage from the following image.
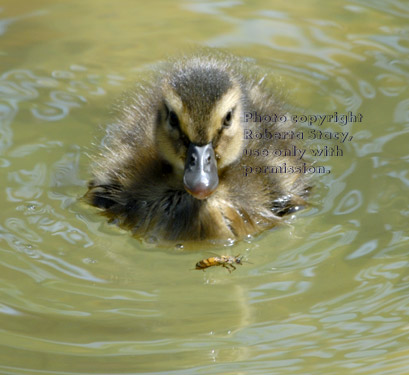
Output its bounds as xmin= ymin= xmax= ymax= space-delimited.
xmin=85 ymin=50 xmax=310 ymax=243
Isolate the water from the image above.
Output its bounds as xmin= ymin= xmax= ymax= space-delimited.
xmin=1 ymin=1 xmax=409 ymax=374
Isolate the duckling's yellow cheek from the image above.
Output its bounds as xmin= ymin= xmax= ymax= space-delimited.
xmin=215 ymin=131 xmax=243 ymax=168
xmin=155 ymin=131 xmax=185 ymax=171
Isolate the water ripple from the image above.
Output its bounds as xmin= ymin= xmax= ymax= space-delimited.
xmin=0 ymin=0 xmax=408 ymax=374
xmin=334 ymin=190 xmax=363 ymax=215
xmin=0 ymin=67 xmax=114 ymax=155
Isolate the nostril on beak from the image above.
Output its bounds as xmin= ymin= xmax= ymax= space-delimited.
xmin=183 ymin=142 xmax=219 ymax=200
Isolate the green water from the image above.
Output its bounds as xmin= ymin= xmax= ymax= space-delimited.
xmin=1 ymin=1 xmax=408 ymax=374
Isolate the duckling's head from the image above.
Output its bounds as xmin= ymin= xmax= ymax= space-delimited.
xmin=155 ymin=58 xmax=244 ymax=200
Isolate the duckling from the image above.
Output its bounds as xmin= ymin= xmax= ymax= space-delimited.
xmin=85 ymin=51 xmax=310 ymax=242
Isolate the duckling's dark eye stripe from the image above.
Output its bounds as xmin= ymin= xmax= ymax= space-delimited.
xmin=164 ymin=103 xmax=180 ymax=129
xmin=214 ymin=107 xmax=236 ymax=145
xmin=168 ymin=111 xmax=180 ymax=129
xmin=163 ymin=103 xmax=191 ymax=146
xmin=179 ymin=132 xmax=190 ymax=147
xmin=222 ymin=107 xmax=236 ymax=128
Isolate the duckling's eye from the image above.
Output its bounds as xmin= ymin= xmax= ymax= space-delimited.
xmin=168 ymin=111 xmax=180 ymax=129
xmin=223 ymin=110 xmax=233 ymax=128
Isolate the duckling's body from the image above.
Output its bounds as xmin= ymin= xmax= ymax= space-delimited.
xmin=85 ymin=52 xmax=309 ymax=242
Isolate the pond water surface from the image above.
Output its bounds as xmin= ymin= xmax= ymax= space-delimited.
xmin=1 ymin=1 xmax=409 ymax=374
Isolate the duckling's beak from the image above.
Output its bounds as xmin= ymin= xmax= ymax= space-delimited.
xmin=183 ymin=143 xmax=219 ymax=200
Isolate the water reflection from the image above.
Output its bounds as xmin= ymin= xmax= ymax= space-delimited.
xmin=31 ymin=90 xmax=86 ymax=121
xmin=0 ymin=0 xmax=409 ymax=373
xmin=334 ymin=190 xmax=363 ymax=215
xmin=0 ymin=67 xmax=124 ymax=154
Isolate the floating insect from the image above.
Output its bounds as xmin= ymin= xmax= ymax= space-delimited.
xmin=195 ymin=254 xmax=244 ymax=273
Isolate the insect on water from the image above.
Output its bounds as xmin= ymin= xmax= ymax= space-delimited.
xmin=195 ymin=254 xmax=244 ymax=273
